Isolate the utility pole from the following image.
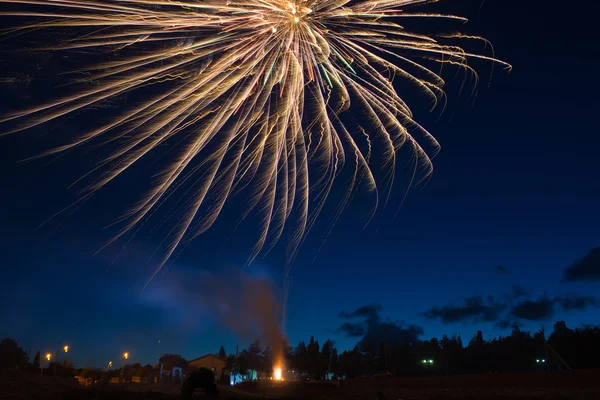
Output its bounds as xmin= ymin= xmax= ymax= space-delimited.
xmin=546 ymin=341 xmax=571 ymax=371
xmin=121 ymin=352 xmax=129 ymax=379
xmin=233 ymin=344 xmax=239 ymax=385
xmin=42 ymin=353 xmax=51 ymax=376
xmin=53 ymin=345 xmax=69 ymax=377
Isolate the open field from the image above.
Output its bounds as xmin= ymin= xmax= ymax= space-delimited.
xmin=227 ymin=371 xmax=600 ymax=400
xmin=3 ymin=369 xmax=600 ymax=400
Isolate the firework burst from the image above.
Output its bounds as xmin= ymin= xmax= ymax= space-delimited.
xmin=0 ymin=0 xmax=509 ymax=284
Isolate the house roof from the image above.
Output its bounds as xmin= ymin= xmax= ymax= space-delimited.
xmin=188 ymin=354 xmax=227 ymax=364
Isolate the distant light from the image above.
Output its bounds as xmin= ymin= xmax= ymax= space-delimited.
xmin=274 ymin=367 xmax=282 ymax=380
xmin=294 ymin=17 xmax=299 ymax=23
xmin=46 ymin=353 xmax=52 ymax=361
xmin=428 ymin=359 xmax=434 ymax=364
xmin=421 ymin=359 xmax=427 ymax=364
xmin=124 ymin=352 xmax=129 ymax=360
xmin=272 ymin=27 xmax=277 ymax=33
xmin=542 ymin=359 xmax=546 ymax=363
xmin=536 ymin=359 xmax=540 ymax=363
xmin=64 ymin=345 xmax=69 ymax=353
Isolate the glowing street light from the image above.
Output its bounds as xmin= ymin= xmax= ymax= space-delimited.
xmin=107 ymin=361 xmax=113 ymax=371
xmin=54 ymin=345 xmax=70 ymax=376
xmin=121 ymin=352 xmax=130 ymax=377
xmin=41 ymin=353 xmax=52 ymax=376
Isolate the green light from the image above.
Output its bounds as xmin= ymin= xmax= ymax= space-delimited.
xmin=428 ymin=359 xmax=434 ymax=364
xmin=421 ymin=360 xmax=427 ymax=364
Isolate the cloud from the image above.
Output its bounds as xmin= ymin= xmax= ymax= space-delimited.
xmin=510 ymin=285 xmax=532 ymax=298
xmin=555 ymin=295 xmax=597 ymax=311
xmin=337 ymin=305 xmax=423 ymax=350
xmin=495 ymin=265 xmax=510 ymax=274
xmin=337 ymin=322 xmax=366 ymax=337
xmin=339 ymin=304 xmax=382 ymax=322
xmin=495 ymin=318 xmax=522 ymax=330
xmin=562 ymin=247 xmax=600 ymax=282
xmin=508 ymin=294 xmax=598 ymax=321
xmin=509 ymin=296 xmax=555 ymax=321
xmin=423 ymin=291 xmax=598 ymax=326
xmin=422 ymin=296 xmax=506 ymax=324
xmin=359 ymin=320 xmax=423 ymax=352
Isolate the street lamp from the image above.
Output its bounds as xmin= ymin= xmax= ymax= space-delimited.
xmin=121 ymin=352 xmax=129 ymax=378
xmin=54 ymin=345 xmax=70 ymax=376
xmin=41 ymin=353 xmax=52 ymax=376
xmin=107 ymin=361 xmax=113 ymax=371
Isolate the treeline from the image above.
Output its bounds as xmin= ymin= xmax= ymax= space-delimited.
xmin=3 ymin=321 xmax=600 ymax=379
xmin=228 ymin=321 xmax=600 ymax=379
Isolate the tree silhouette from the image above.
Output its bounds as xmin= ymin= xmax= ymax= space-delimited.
xmin=0 ymin=338 xmax=28 ymax=369
xmin=12 ymin=319 xmax=597 ymax=382
xmin=307 ymin=336 xmax=320 ymax=377
xmin=337 ymin=347 xmax=365 ymax=379
xmin=266 ymin=323 xmax=600 ymax=379
xmin=159 ymin=354 xmax=187 ymax=370
xmin=319 ymin=339 xmax=333 ymax=379
xmin=218 ymin=346 xmax=226 ymax=359
xmin=293 ymin=341 xmax=308 ymax=374
xmin=236 ymin=350 xmax=249 ymax=379
xmin=226 ymin=354 xmax=236 ymax=370
xmin=246 ymin=340 xmax=263 ymax=375
xmin=32 ymin=351 xmax=40 ymax=369
xmin=330 ymin=348 xmax=339 ymax=378
xmin=440 ymin=334 xmax=463 ymax=375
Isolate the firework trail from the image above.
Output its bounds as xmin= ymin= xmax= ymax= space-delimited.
xmin=0 ymin=0 xmax=509 ymax=296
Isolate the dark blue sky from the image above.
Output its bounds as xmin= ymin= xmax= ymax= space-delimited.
xmin=1 ymin=0 xmax=599 ymax=368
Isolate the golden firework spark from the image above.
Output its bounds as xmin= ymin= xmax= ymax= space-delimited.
xmin=0 ymin=0 xmax=509 ymax=285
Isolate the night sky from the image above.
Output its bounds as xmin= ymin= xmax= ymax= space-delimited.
xmin=1 ymin=0 xmax=599 ymax=368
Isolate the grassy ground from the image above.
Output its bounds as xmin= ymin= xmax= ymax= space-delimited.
xmin=4 ymin=369 xmax=600 ymax=400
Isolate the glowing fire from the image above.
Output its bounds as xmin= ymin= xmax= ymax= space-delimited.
xmin=274 ymin=366 xmax=282 ymax=380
